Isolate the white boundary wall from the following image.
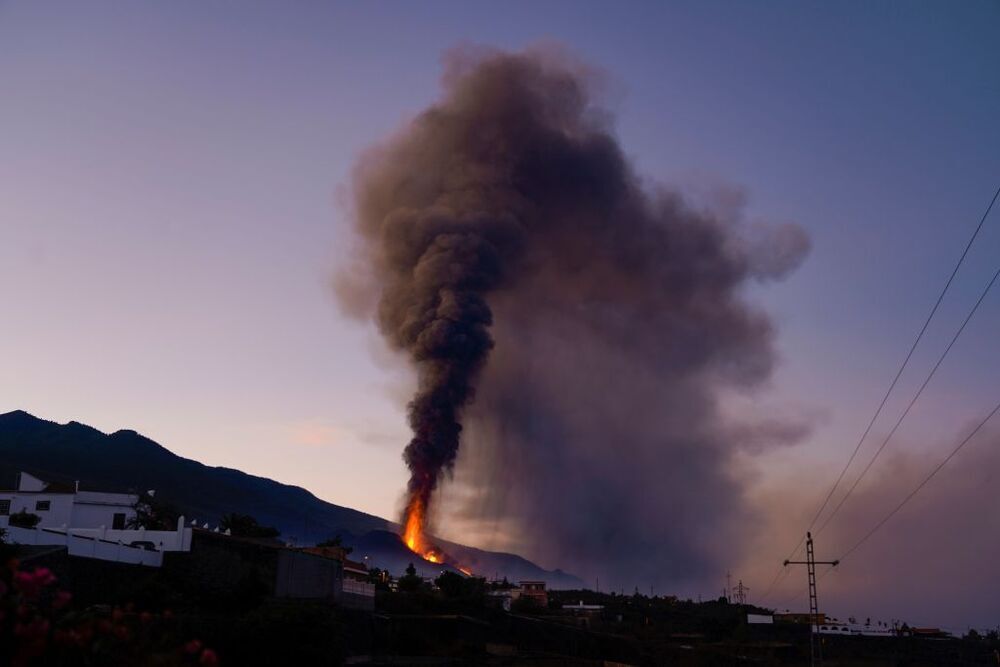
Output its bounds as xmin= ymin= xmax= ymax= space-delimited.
xmin=5 ymin=525 xmax=162 ymax=567
xmin=3 ymin=516 xmax=193 ymax=567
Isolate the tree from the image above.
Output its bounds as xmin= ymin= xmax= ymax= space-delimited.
xmin=435 ymin=571 xmax=486 ymax=600
xmin=218 ymin=513 xmax=279 ymax=539
xmin=9 ymin=510 xmax=41 ymax=528
xmin=128 ymin=492 xmax=180 ymax=530
xmin=397 ymin=562 xmax=424 ymax=593
xmin=316 ymin=534 xmax=353 ymax=554
xmin=435 ymin=571 xmax=465 ymax=598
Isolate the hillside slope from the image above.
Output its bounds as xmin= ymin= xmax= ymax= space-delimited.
xmin=0 ymin=410 xmax=388 ymax=540
xmin=0 ymin=410 xmax=582 ymax=587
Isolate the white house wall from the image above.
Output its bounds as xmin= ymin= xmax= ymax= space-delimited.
xmin=0 ymin=490 xmax=137 ymax=531
xmin=0 ymin=492 xmax=75 ymax=528
xmin=72 ymin=491 xmax=138 ymax=528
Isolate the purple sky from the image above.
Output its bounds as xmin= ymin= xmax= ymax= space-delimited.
xmin=2 ymin=1 xmax=999 ymax=628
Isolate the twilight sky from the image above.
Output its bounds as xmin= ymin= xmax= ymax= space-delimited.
xmin=2 ymin=1 xmax=999 ymax=628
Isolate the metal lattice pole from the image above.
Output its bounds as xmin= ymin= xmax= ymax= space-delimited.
xmin=807 ymin=534 xmax=819 ymax=664
xmin=784 ymin=532 xmax=839 ymax=667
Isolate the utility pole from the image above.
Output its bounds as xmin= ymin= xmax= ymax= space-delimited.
xmin=735 ymin=580 xmax=749 ymax=606
xmin=726 ymin=570 xmax=732 ymax=603
xmin=784 ymin=532 xmax=839 ymax=667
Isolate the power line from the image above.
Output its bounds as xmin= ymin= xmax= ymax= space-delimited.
xmin=837 ymin=397 xmax=1000 ymax=563
xmin=816 ymin=264 xmax=1000 ymax=535
xmin=758 ymin=182 xmax=1000 ymax=598
xmin=804 ymin=182 xmax=1000 ymax=534
xmin=761 ymin=534 xmax=812 ymax=603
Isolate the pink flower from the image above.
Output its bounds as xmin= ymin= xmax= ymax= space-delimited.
xmin=13 ymin=571 xmax=41 ymax=598
xmin=13 ymin=567 xmax=57 ymax=598
xmin=199 ymin=648 xmax=219 ymax=666
xmin=52 ymin=590 xmax=72 ymax=610
xmin=33 ymin=567 xmax=56 ymax=586
xmin=185 ymin=639 xmax=204 ymax=654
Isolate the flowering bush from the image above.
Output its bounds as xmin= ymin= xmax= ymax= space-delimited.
xmin=0 ymin=558 xmax=219 ymax=666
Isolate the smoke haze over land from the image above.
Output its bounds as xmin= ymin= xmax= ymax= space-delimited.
xmin=745 ymin=426 xmax=1000 ymax=629
xmin=340 ymin=46 xmax=810 ymax=592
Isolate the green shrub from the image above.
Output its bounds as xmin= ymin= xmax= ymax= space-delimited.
xmin=9 ymin=510 xmax=41 ymax=528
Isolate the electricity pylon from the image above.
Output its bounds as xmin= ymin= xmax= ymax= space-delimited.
xmin=735 ymin=579 xmax=749 ymax=605
xmin=784 ymin=532 xmax=839 ymax=667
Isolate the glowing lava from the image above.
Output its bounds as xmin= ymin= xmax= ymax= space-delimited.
xmin=402 ymin=496 xmax=429 ymax=554
xmin=400 ymin=496 xmax=473 ymax=575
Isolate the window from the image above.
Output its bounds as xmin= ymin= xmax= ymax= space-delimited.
xmin=0 ymin=500 xmax=10 ymax=516
xmin=112 ymin=513 xmax=126 ymax=530
xmin=35 ymin=500 xmax=50 ymax=512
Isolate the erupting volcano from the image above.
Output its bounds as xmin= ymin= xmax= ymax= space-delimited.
xmin=402 ymin=496 xmax=439 ymax=561
xmin=339 ymin=45 xmax=808 ymax=588
xmin=402 ymin=496 xmax=472 ymax=574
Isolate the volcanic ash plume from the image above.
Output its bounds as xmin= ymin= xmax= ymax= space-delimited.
xmin=340 ymin=46 xmax=809 ymax=581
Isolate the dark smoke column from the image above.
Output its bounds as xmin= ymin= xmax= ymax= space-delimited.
xmin=342 ymin=46 xmax=808 ymax=575
xmin=391 ymin=226 xmax=515 ymax=552
xmin=346 ymin=50 xmax=534 ymax=550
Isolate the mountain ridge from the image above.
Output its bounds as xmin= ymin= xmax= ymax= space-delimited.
xmin=0 ymin=410 xmax=582 ymax=587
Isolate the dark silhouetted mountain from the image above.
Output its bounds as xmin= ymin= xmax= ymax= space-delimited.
xmin=0 ymin=410 xmax=582 ymax=588
xmin=0 ymin=410 xmax=388 ymax=540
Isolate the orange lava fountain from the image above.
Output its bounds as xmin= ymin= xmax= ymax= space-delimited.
xmin=401 ymin=496 xmax=472 ymax=574
xmin=402 ymin=496 xmax=429 ymax=554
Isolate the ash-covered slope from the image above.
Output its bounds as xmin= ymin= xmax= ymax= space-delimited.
xmin=0 ymin=410 xmax=581 ymax=587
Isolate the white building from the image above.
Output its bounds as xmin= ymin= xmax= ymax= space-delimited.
xmin=0 ymin=472 xmax=138 ymax=530
xmin=0 ymin=471 xmax=192 ymax=567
